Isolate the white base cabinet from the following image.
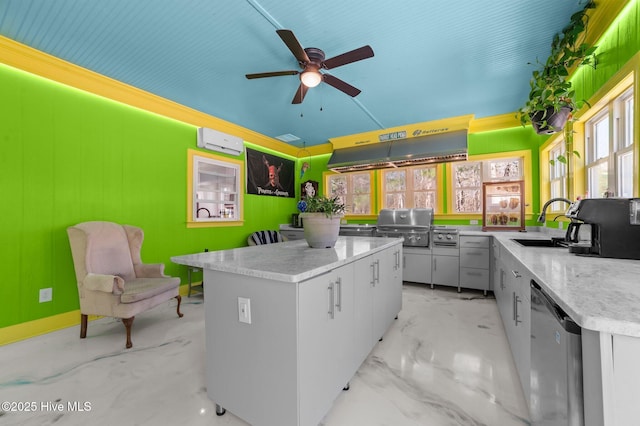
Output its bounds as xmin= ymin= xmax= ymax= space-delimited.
xmin=432 ymin=247 xmax=459 ymax=288
xmin=459 ymin=235 xmax=490 ymax=294
xmin=493 ymin=245 xmax=531 ymax=401
xmin=204 ymin=242 xmax=403 ymax=426
xmin=402 ymin=247 xmax=432 ymax=284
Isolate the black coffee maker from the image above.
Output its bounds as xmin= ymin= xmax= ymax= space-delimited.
xmin=565 ymin=198 xmax=640 ymax=259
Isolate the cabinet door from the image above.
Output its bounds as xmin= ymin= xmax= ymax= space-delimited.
xmin=372 ymin=252 xmax=389 ymax=341
xmin=495 ymin=266 xmax=510 ymax=325
xmin=500 ymin=253 xmax=532 ymax=401
xmin=460 ymin=247 xmax=489 ymax=269
xmin=403 ymin=250 xmax=432 ymax=283
xmin=432 ymin=254 xmax=459 ymax=287
xmin=459 ymin=267 xmax=490 ymax=290
xmin=280 ymin=229 xmax=304 ymax=240
xmin=353 ymin=256 xmax=375 ymax=364
xmin=389 ymin=246 xmax=403 ymax=320
xmin=298 ymin=264 xmax=354 ymax=426
xmin=511 ymin=269 xmax=531 ymax=400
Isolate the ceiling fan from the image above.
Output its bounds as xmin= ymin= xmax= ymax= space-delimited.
xmin=246 ymin=29 xmax=374 ymax=104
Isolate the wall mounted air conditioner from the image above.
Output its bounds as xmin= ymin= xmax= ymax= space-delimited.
xmin=197 ymin=127 xmax=244 ymax=156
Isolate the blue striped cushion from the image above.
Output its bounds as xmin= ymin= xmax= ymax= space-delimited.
xmin=249 ymin=230 xmax=284 ymax=245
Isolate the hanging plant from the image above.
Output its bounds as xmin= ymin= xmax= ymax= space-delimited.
xmin=517 ymin=1 xmax=597 ymax=135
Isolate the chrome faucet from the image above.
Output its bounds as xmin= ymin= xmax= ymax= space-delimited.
xmin=537 ymin=197 xmax=573 ymax=223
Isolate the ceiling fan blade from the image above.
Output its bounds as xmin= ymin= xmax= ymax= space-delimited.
xmin=323 ymin=45 xmax=374 ymax=69
xmin=245 ymin=70 xmax=299 ymax=79
xmin=291 ymin=83 xmax=309 ymax=104
xmin=276 ymin=29 xmax=310 ymax=65
xmin=322 ymin=74 xmax=361 ymax=97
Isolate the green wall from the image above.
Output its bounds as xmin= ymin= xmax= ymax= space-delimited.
xmin=571 ymin=0 xmax=640 ymax=103
xmin=0 ymin=64 xmax=297 ymax=328
xmin=470 ymin=126 xmax=545 ymax=215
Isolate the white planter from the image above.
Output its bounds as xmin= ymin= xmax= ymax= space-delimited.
xmin=300 ymin=213 xmax=342 ymax=248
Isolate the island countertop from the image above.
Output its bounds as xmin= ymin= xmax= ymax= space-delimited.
xmin=171 ymin=236 xmax=403 ymax=283
xmin=490 ymin=232 xmax=640 ymax=338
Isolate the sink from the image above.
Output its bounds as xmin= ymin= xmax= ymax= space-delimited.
xmin=512 ymin=238 xmax=567 ymax=248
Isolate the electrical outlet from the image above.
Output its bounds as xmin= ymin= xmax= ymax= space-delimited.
xmin=238 ymin=297 xmax=251 ymax=324
xmin=469 ymin=219 xmax=478 ymax=225
xmin=39 ymin=288 xmax=53 ymax=303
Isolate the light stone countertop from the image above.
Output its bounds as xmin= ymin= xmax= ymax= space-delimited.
xmin=488 ymin=232 xmax=640 ymax=338
xmin=171 ymin=236 xmax=403 ymax=283
xmin=177 ymin=225 xmax=640 ymax=338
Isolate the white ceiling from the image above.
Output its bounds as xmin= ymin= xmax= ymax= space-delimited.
xmin=0 ymin=0 xmax=590 ymax=147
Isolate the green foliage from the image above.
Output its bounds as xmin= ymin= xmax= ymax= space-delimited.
xmin=517 ymin=1 xmax=597 ymax=130
xmin=549 ymin=150 xmax=580 ymax=166
xmin=302 ymin=195 xmax=345 ymax=218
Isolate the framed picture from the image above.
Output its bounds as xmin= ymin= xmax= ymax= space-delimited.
xmin=301 ymin=180 xmax=318 ymax=199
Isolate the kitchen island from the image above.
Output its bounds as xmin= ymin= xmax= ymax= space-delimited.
xmin=171 ymin=236 xmax=403 ymax=426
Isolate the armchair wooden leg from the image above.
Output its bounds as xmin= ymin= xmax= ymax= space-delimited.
xmin=122 ymin=317 xmax=135 ymax=349
xmin=175 ymin=295 xmax=184 ymax=318
xmin=80 ymin=314 xmax=88 ymax=339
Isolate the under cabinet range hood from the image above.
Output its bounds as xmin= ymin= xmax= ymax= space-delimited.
xmin=327 ymin=130 xmax=468 ymax=172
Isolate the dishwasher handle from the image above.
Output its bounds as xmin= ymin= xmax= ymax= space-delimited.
xmin=531 ymin=280 xmax=581 ymax=335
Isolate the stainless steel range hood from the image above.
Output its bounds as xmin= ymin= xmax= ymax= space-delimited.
xmin=327 ymin=130 xmax=468 ymax=172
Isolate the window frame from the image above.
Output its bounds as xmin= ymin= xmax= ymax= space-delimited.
xmin=449 ymin=155 xmax=525 ymax=214
xmin=379 ymin=164 xmax=438 ymax=211
xmin=325 ymin=170 xmax=375 ymax=217
xmin=584 ymin=86 xmax=635 ymax=198
xmin=187 ymin=149 xmax=244 ymax=228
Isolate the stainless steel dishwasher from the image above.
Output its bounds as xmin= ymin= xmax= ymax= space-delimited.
xmin=530 ymin=280 xmax=584 ymax=425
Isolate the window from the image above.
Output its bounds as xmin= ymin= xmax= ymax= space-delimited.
xmin=452 ymin=157 xmax=524 ymax=213
xmin=188 ymin=150 xmax=243 ymax=226
xmin=327 ymin=171 xmax=373 ymax=214
xmin=381 ymin=165 xmax=437 ymax=209
xmin=452 ymin=162 xmax=482 ymax=213
xmin=585 ymin=87 xmax=634 ymax=198
xmin=548 ymin=141 xmax=568 ymax=210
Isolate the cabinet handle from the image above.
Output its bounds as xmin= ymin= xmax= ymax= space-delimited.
xmin=500 ymin=270 xmax=505 ymax=290
xmin=328 ymin=283 xmax=335 ymax=319
xmin=512 ymin=270 xmax=521 ymax=278
xmin=335 ymin=277 xmax=342 ymax=312
xmin=375 ymin=259 xmax=380 ymax=284
xmin=403 ymin=255 xmax=406 ymax=269
xmin=370 ymin=262 xmax=376 ymax=286
xmin=433 ymin=258 xmax=437 ymax=270
xmin=514 ymin=294 xmax=522 ymax=325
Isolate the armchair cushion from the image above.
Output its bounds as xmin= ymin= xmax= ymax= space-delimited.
xmin=120 ymin=277 xmax=180 ymax=303
xmin=84 ymin=273 xmax=125 ymax=293
xmin=134 ymin=263 xmax=167 ymax=278
xmin=83 ymin=222 xmax=137 ymax=281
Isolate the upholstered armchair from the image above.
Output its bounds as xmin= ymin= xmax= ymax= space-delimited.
xmin=67 ymin=221 xmax=182 ymax=348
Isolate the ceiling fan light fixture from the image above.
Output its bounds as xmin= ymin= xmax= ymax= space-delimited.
xmin=300 ymin=70 xmax=322 ymax=88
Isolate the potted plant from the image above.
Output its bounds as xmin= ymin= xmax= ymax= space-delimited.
xmin=297 ymin=195 xmax=345 ymax=248
xmin=517 ymin=1 xmax=597 ymax=135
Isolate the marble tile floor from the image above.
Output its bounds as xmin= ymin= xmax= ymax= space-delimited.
xmin=0 ymin=284 xmax=530 ymax=426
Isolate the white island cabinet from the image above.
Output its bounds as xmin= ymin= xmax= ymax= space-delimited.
xmin=172 ymin=237 xmax=403 ymax=426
